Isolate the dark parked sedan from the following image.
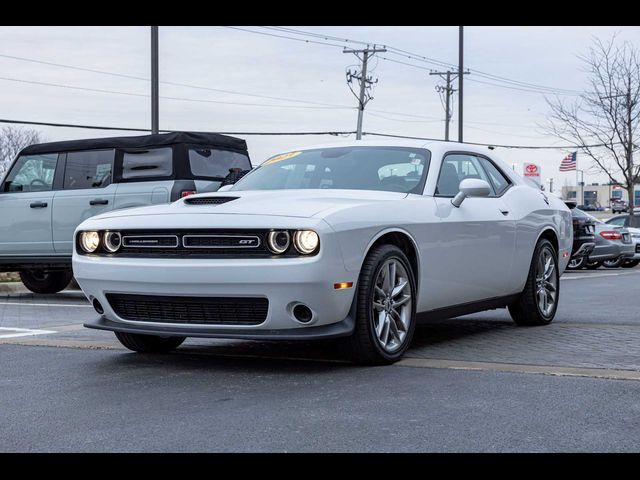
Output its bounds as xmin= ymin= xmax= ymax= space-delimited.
xmin=566 ymin=204 xmax=596 ymax=268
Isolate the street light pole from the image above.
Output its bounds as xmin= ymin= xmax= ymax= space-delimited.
xmin=151 ymin=26 xmax=159 ymax=135
xmin=458 ymin=26 xmax=464 ymax=143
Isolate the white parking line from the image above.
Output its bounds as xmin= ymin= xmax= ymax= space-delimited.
xmin=562 ymin=271 xmax=640 ymax=280
xmin=0 ymin=327 xmax=57 ymax=339
xmin=0 ymin=302 xmax=91 ymax=308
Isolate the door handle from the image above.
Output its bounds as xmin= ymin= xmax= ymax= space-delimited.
xmin=90 ymin=199 xmax=109 ymax=206
xmin=29 ymin=201 xmax=48 ymax=209
xmin=500 ymin=209 xmax=509 ymax=216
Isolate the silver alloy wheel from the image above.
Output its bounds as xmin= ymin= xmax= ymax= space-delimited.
xmin=372 ymin=258 xmax=412 ymax=353
xmin=603 ymin=256 xmax=622 ymax=267
xmin=536 ymin=248 xmax=558 ymax=317
xmin=568 ymin=257 xmax=582 ymax=269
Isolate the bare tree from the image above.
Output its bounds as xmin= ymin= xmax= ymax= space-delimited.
xmin=0 ymin=126 xmax=45 ymax=177
xmin=546 ymin=36 xmax=640 ymax=226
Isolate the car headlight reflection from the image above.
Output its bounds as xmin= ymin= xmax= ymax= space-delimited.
xmin=293 ymin=230 xmax=319 ymax=255
xmin=79 ymin=231 xmax=100 ymax=253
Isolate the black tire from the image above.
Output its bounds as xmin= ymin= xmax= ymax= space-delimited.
xmin=508 ymin=239 xmax=559 ymax=326
xmin=585 ymin=260 xmax=602 ymax=270
xmin=622 ymin=259 xmax=640 ymax=268
xmin=603 ymin=256 xmax=624 ymax=268
xmin=115 ymin=332 xmax=185 ymax=353
xmin=348 ymin=244 xmax=417 ymax=365
xmin=566 ymin=256 xmax=586 ymax=270
xmin=19 ymin=269 xmax=73 ymax=294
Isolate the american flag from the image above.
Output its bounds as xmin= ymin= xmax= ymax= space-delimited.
xmin=559 ymin=151 xmax=577 ymax=171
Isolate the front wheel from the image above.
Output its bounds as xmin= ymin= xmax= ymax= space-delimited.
xmin=508 ymin=239 xmax=559 ymax=326
xmin=115 ymin=332 xmax=185 ymax=353
xmin=19 ymin=269 xmax=73 ymax=294
xmin=348 ymin=244 xmax=417 ymax=365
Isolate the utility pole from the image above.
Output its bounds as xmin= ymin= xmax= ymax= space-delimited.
xmin=151 ymin=26 xmax=159 ymax=135
xmin=344 ymin=46 xmax=387 ymax=140
xmin=548 ymin=177 xmax=554 ymax=193
xmin=430 ymin=69 xmax=469 ymax=141
xmin=458 ymin=26 xmax=464 ymax=143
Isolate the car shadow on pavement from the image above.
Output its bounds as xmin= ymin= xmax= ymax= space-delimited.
xmin=412 ymin=317 xmax=516 ymax=349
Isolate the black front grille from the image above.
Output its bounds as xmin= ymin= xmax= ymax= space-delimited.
xmin=184 ymin=196 xmax=238 ymax=205
xmin=106 ymin=293 xmax=268 ymax=325
xmin=636 ymin=244 xmax=640 ymax=253
xmin=115 ymin=229 xmax=307 ymax=258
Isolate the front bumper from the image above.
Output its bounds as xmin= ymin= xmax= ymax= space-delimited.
xmin=74 ymin=231 xmax=359 ymax=339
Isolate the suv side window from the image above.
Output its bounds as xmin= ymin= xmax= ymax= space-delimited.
xmin=478 ymin=157 xmax=511 ymax=195
xmin=122 ymin=148 xmax=173 ymax=180
xmin=189 ymin=148 xmax=251 ymax=179
xmin=436 ymin=153 xmax=495 ymax=197
xmin=2 ymin=153 xmax=58 ymax=193
xmin=63 ymin=149 xmax=114 ymax=190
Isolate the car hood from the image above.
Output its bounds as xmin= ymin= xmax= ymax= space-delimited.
xmin=91 ymin=189 xmax=409 ymax=221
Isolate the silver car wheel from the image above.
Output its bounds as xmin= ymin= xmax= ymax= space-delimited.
xmin=536 ymin=247 xmax=558 ymax=317
xmin=372 ymin=258 xmax=412 ymax=353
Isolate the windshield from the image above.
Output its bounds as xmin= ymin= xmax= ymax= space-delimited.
xmin=232 ymin=146 xmax=430 ymax=194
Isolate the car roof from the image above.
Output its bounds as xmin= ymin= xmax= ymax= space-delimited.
xmin=291 ymin=139 xmax=499 ymax=157
xmin=19 ymin=131 xmax=248 ymax=155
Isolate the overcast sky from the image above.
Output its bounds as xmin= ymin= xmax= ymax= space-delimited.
xmin=1 ymin=25 xmax=639 ymax=189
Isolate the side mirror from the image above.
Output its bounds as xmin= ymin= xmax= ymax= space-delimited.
xmin=217 ymin=184 xmax=233 ymax=192
xmin=451 ymin=178 xmax=491 ymax=207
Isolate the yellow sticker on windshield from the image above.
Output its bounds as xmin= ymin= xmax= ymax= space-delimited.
xmin=262 ymin=151 xmax=302 ymax=165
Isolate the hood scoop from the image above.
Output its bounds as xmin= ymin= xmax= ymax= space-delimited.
xmin=184 ymin=196 xmax=239 ymax=206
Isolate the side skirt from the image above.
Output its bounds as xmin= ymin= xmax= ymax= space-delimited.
xmin=417 ymin=294 xmax=520 ymax=322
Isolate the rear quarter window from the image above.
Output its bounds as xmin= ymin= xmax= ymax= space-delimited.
xmin=189 ymin=148 xmax=251 ymax=179
xmin=122 ymin=148 xmax=173 ymax=180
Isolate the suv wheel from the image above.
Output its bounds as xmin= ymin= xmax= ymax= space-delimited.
xmin=115 ymin=332 xmax=186 ymax=353
xmin=19 ymin=269 xmax=73 ymax=294
xmin=509 ymin=239 xmax=559 ymax=326
xmin=348 ymin=244 xmax=417 ymax=365
xmin=603 ymin=256 xmax=624 ymax=268
xmin=567 ymin=256 xmax=585 ymax=270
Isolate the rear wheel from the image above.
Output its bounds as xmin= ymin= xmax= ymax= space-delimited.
xmin=115 ymin=332 xmax=185 ymax=353
xmin=622 ymin=259 xmax=640 ymax=268
xmin=603 ymin=256 xmax=624 ymax=268
xmin=348 ymin=244 xmax=416 ymax=365
xmin=19 ymin=269 xmax=73 ymax=294
xmin=508 ymin=239 xmax=559 ymax=326
xmin=567 ymin=256 xmax=586 ymax=270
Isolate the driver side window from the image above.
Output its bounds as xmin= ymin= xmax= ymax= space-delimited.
xmin=2 ymin=154 xmax=58 ymax=193
xmin=436 ymin=154 xmax=495 ymax=197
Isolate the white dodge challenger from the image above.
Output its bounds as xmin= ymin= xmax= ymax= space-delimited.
xmin=73 ymin=140 xmax=572 ymax=364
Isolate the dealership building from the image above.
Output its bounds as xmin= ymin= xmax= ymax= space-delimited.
xmin=560 ymin=183 xmax=640 ymax=208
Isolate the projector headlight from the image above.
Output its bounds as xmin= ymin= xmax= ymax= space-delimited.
xmin=267 ymin=230 xmax=291 ymax=254
xmin=293 ymin=230 xmax=319 ymax=255
xmin=79 ymin=231 xmax=100 ymax=253
xmin=103 ymin=231 xmax=122 ymax=253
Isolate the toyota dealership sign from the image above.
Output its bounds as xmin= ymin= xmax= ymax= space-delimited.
xmin=523 ymin=163 xmax=541 ymax=186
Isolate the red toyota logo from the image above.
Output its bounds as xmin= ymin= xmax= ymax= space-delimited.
xmin=525 ymin=164 xmax=538 ymax=174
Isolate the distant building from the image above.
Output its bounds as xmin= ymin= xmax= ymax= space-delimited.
xmin=561 ymin=183 xmax=640 ymax=207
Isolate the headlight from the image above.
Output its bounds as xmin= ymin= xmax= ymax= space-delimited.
xmin=79 ymin=231 xmax=100 ymax=253
xmin=103 ymin=231 xmax=122 ymax=253
xmin=267 ymin=230 xmax=291 ymax=254
xmin=293 ymin=230 xmax=319 ymax=254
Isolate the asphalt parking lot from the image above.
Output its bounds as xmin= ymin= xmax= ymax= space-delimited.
xmin=1 ymin=266 xmax=640 ymax=452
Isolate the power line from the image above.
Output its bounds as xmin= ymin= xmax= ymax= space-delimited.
xmin=262 ymin=26 xmax=581 ymax=95
xmin=0 ymin=76 xmax=351 ymax=110
xmin=0 ymin=118 xmax=356 ymax=136
xmin=0 ymin=52 xmax=353 ymax=109
xmin=362 ymin=132 xmax=619 ymax=150
xmin=221 ymin=26 xmax=347 ymax=49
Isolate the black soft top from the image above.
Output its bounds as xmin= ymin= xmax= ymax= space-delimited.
xmin=20 ymin=131 xmax=247 ymax=155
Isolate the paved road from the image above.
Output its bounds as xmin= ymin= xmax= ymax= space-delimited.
xmin=1 ymin=267 xmax=640 ymax=451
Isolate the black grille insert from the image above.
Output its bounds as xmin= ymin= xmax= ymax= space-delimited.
xmin=106 ymin=294 xmax=268 ymax=325
xmin=184 ymin=196 xmax=238 ymax=205
xmin=636 ymin=244 xmax=640 ymax=254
